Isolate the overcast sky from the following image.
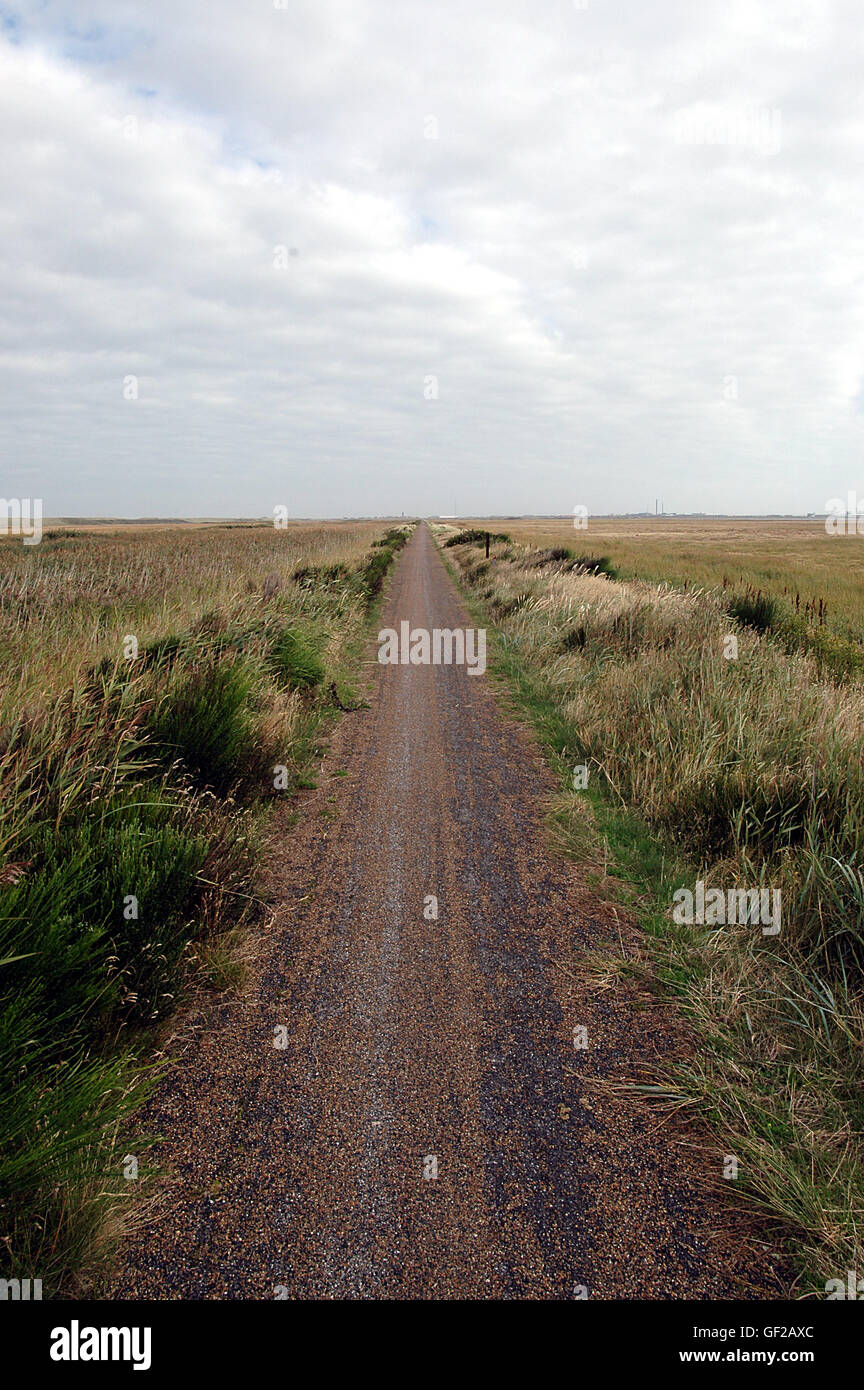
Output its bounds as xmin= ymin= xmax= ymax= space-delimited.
xmin=1 ymin=0 xmax=862 ymax=517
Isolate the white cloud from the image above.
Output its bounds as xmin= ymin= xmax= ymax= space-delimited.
xmin=0 ymin=0 xmax=862 ymax=515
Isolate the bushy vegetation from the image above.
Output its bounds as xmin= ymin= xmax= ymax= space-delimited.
xmin=442 ymin=527 xmax=511 ymax=548
xmin=360 ymin=526 xmax=411 ymax=597
xmin=269 ymin=626 xmax=325 ymax=692
xmin=444 ymin=528 xmax=864 ymax=1290
xmin=147 ymin=654 xmax=265 ymax=793
xmin=725 ymin=586 xmax=864 ymax=681
xmin=0 ymin=520 xmax=410 ymax=1292
xmin=0 ymin=666 xmax=250 ymax=1290
xmin=527 ymin=547 xmax=617 ymax=578
xmin=291 ymin=562 xmax=349 ymax=591
xmin=774 ymin=613 xmax=864 ymax=681
xmin=728 ymin=589 xmax=780 ymax=633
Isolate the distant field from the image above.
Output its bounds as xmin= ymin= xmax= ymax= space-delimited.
xmin=460 ymin=518 xmax=864 ymax=640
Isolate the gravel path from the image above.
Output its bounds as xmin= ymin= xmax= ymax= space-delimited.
xmin=112 ymin=524 xmax=779 ymax=1300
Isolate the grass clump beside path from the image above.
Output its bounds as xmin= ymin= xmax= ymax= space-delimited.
xmin=442 ymin=527 xmax=511 ymax=548
xmin=360 ymin=526 xmax=412 ymax=596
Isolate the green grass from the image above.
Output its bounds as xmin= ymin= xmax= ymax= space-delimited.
xmin=728 ymin=590 xmax=781 ymax=634
xmin=148 ymin=655 xmax=264 ymax=794
xmin=442 ymin=527 xmax=511 ymax=548
xmin=359 ymin=526 xmax=411 ymax=597
xmin=269 ymin=627 xmax=325 ymax=692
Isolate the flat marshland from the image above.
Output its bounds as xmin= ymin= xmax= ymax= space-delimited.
xmin=0 ymin=520 xmax=409 ymax=1291
xmin=441 ymin=519 xmax=864 ymax=1291
xmin=0 ymin=521 xmax=382 ymax=708
xmin=5 ymin=513 xmax=863 ymax=1299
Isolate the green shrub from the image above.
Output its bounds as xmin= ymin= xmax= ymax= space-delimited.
xmin=0 ymin=791 xmax=206 ymax=1037
xmin=776 ymin=613 xmax=864 ymax=682
xmin=372 ymin=528 xmax=410 ymax=550
xmin=729 ymin=591 xmax=780 ymax=633
xmin=727 ymin=589 xmax=864 ymax=681
xmin=148 ymin=657 xmax=258 ymax=793
xmin=360 ymin=550 xmax=389 ymax=597
xmin=270 ymin=627 xmax=324 ymax=691
xmin=291 ymin=562 xmax=349 ymax=590
xmin=443 ymin=528 xmax=511 ymax=548
xmin=571 ymin=553 xmax=617 ymax=579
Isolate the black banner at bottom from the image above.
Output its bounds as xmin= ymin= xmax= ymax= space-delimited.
xmin=4 ymin=1297 xmax=855 ymax=1375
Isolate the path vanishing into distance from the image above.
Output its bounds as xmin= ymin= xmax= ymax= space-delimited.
xmin=114 ymin=524 xmax=779 ymax=1300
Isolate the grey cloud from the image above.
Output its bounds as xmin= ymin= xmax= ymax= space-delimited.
xmin=0 ymin=0 xmax=862 ymax=516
